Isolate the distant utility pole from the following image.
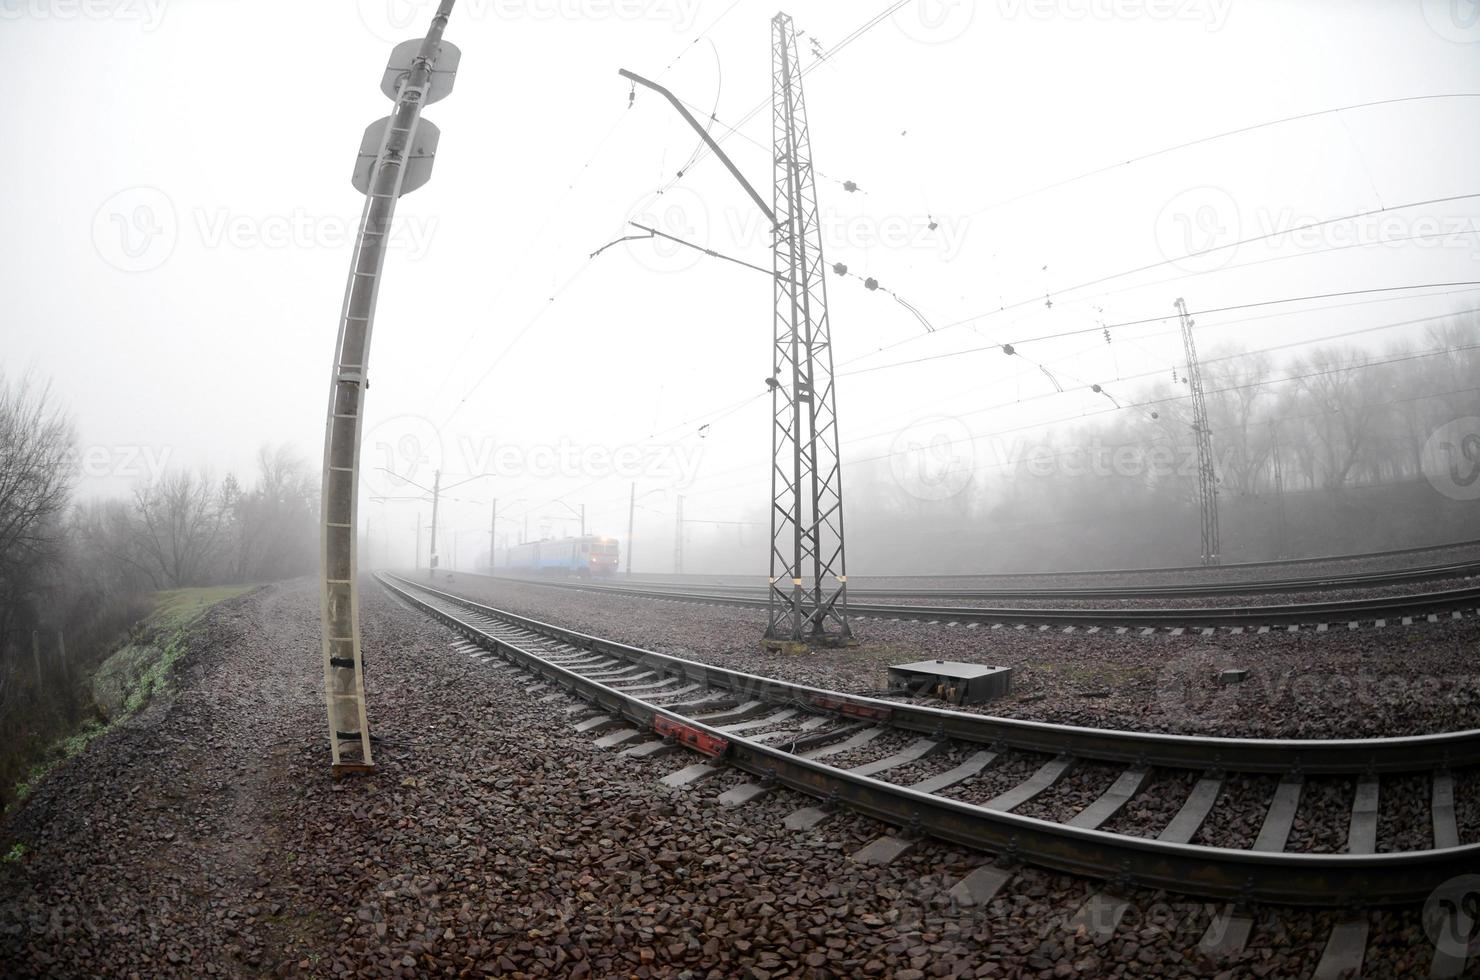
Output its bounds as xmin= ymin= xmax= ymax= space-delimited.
xmin=1269 ymin=419 xmax=1288 ymax=555
xmin=1176 ymin=297 xmax=1220 ymax=566
xmin=626 ymin=483 xmax=635 ymax=575
xmin=674 ymin=494 xmax=684 ymax=575
xmin=428 ymin=468 xmax=442 ymax=580
xmin=416 ymin=512 xmax=422 ymax=569
xmin=317 ymin=0 xmax=460 ymax=775
xmin=489 ymin=498 xmax=497 ymax=570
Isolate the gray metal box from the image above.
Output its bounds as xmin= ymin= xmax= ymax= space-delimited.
xmin=887 ymin=660 xmax=1013 ymax=705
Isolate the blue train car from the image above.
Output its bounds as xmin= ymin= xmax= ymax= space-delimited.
xmin=494 ymin=535 xmax=619 ymax=577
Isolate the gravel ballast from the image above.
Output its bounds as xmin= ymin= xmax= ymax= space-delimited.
xmin=0 ymin=577 xmax=1468 ymax=977
xmin=431 ymin=572 xmax=1480 ymax=741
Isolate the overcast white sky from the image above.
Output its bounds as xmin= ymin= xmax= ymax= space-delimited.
xmin=3 ymin=0 xmax=1479 ymax=570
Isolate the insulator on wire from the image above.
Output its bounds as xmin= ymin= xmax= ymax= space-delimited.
xmin=843 ymin=180 xmax=859 ymax=193
xmin=1091 ymin=384 xmax=1102 ymax=393
xmin=864 ymin=277 xmax=879 ymax=291
xmin=1002 ymin=344 xmax=1015 ymax=356
xmin=832 ymin=262 xmax=847 ymax=275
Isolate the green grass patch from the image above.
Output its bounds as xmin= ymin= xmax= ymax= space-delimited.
xmin=149 ymin=585 xmax=257 ymax=632
xmin=7 ymin=584 xmax=256 ymax=814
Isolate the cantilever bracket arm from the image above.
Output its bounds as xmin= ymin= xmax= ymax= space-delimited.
xmin=619 ymin=68 xmax=777 ymax=227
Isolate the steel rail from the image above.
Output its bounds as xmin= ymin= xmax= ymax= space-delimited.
xmin=482 ymin=556 xmax=1480 ymax=600
xmin=615 ymin=536 xmax=1480 ymax=584
xmin=377 ymin=572 xmax=1480 ymax=907
xmin=382 ymin=574 xmax=1480 ymax=774
xmin=445 ymin=572 xmax=1480 ymax=629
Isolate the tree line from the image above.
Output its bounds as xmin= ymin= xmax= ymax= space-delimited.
xmin=0 ymin=370 xmax=318 ymax=797
xmin=845 ymin=310 xmax=1480 ymax=572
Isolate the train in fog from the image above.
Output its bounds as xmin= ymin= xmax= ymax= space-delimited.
xmin=493 ymin=535 xmax=620 ymax=577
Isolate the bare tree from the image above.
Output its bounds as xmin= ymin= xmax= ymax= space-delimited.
xmin=231 ymin=444 xmax=317 ymax=582
xmin=129 ymin=470 xmax=229 ymax=588
xmin=1203 ymin=347 xmax=1273 ymax=496
xmin=1293 ymin=346 xmax=1380 ymax=490
xmin=0 ymin=371 xmax=75 ymax=644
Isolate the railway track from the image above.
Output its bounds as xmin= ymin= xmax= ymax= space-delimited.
xmin=592 ymin=555 xmax=1480 ymax=600
xmin=458 ymin=571 xmax=1480 ymax=631
xmin=378 ymin=572 xmax=1480 ymax=977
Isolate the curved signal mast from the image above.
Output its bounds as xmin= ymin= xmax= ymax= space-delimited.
xmin=319 ymin=2 xmax=460 ymax=775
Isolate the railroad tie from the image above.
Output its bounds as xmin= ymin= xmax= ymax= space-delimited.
xmin=660 ymin=762 xmax=724 ymax=789
xmin=1199 ymin=773 xmax=1303 ymax=960
xmin=619 ymin=738 xmax=679 ymax=760
xmin=947 ymin=864 xmax=1014 ymax=907
xmin=592 ymin=727 xmax=646 ymax=750
xmin=783 ymin=738 xmax=945 ymax=833
xmin=1312 ymin=775 xmax=1379 ymax=980
xmin=849 ymin=835 xmax=917 ymax=866
xmin=1428 ymin=772 xmax=1471 ymax=978
xmin=690 ymin=701 xmax=770 ymax=725
xmin=715 ymin=781 xmax=773 ymax=808
xmin=719 ymin=726 xmax=886 ymax=810
xmin=846 ymin=737 xmax=944 ymax=778
xmin=1069 ymin=772 xmax=1223 ymax=942
xmin=980 ymin=755 xmax=1074 ymax=813
xmin=714 ymin=708 xmax=798 ymax=735
xmin=1066 ymin=767 xmax=1149 ymax=831
xmin=573 ymin=714 xmax=624 ymax=734
xmin=627 ymin=681 xmax=702 ymax=701
xmin=799 ymin=725 xmax=884 ymax=762
xmin=908 ymin=751 xmax=998 ymax=796
xmin=752 ymin=715 xmax=831 ymax=745
xmin=1433 ymin=771 xmax=1459 ymax=849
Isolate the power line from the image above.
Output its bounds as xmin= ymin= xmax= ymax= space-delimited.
xmin=482 ymin=304 xmax=1480 ymax=522
xmin=960 ymin=94 xmax=1480 ymax=218
xmin=663 ymin=338 xmax=1480 ymax=507
xmin=603 ymin=308 xmax=1480 ymax=508
xmin=841 ymin=283 xmax=1480 ymax=378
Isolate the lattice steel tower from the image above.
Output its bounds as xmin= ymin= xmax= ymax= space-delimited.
xmin=765 ymin=12 xmax=852 ymax=647
xmin=1175 ymin=298 xmax=1220 ymax=566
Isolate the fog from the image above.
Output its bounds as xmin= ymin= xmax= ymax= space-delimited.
xmin=5 ymin=0 xmax=1480 ymax=578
